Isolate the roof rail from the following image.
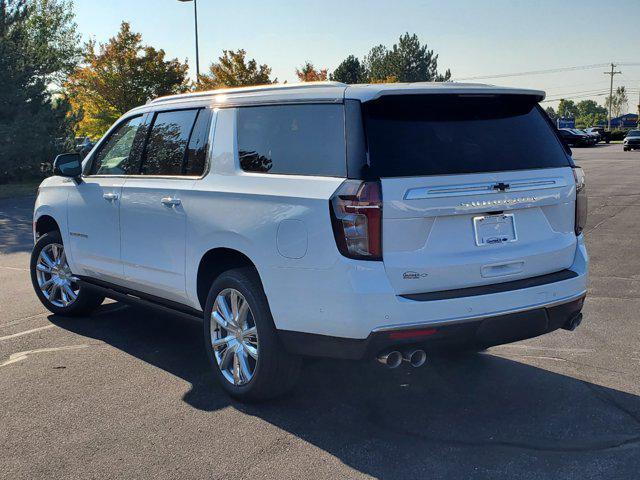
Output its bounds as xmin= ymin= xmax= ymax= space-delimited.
xmin=148 ymin=81 xmax=347 ymax=105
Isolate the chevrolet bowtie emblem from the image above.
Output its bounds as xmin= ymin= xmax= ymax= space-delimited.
xmin=492 ymin=182 xmax=510 ymax=192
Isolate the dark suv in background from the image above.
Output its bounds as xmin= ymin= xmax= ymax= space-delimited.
xmin=623 ymin=130 xmax=640 ymax=151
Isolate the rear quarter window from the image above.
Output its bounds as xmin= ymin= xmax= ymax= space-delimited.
xmin=362 ymin=95 xmax=571 ymax=178
xmin=237 ymin=104 xmax=346 ymax=177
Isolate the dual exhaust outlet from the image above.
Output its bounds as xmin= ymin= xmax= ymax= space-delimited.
xmin=377 ymin=348 xmax=427 ymax=368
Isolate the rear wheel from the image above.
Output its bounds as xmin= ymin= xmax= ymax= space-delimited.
xmin=624 ymin=147 xmax=630 ymax=151
xmin=30 ymin=231 xmax=104 ymax=316
xmin=203 ymin=268 xmax=301 ymax=401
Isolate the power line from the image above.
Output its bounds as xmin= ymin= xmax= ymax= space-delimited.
xmin=454 ymin=62 xmax=640 ymax=82
xmin=454 ymin=63 xmax=610 ymax=81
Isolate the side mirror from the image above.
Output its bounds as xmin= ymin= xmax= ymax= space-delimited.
xmin=53 ymin=153 xmax=82 ymax=178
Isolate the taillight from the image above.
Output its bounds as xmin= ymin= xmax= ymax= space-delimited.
xmin=573 ymin=166 xmax=587 ymax=235
xmin=329 ymin=180 xmax=382 ymax=260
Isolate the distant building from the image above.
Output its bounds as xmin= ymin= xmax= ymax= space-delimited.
xmin=597 ymin=114 xmax=639 ymax=129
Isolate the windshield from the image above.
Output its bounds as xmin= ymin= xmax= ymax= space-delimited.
xmin=627 ymin=130 xmax=640 ymax=137
xmin=362 ymin=94 xmax=570 ymax=177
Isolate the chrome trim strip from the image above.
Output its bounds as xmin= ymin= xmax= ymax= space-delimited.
xmin=372 ymin=290 xmax=587 ymax=333
xmin=404 ymin=177 xmax=566 ymax=200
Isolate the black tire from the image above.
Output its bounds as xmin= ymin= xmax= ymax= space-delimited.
xmin=624 ymin=147 xmax=630 ymax=151
xmin=203 ymin=267 xmax=302 ymax=402
xmin=30 ymin=231 xmax=104 ymax=316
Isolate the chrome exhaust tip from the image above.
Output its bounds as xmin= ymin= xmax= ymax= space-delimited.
xmin=403 ymin=349 xmax=427 ymax=368
xmin=377 ymin=350 xmax=403 ymax=368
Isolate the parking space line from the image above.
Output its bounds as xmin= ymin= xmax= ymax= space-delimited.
xmin=0 ymin=324 xmax=54 ymax=341
xmin=0 ymin=265 xmax=29 ymax=272
xmin=0 ymin=312 xmax=48 ymax=330
xmin=0 ymin=345 xmax=90 ymax=367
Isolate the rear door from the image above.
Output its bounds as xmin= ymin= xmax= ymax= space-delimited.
xmin=119 ymin=107 xmax=212 ymax=303
xmin=362 ymin=94 xmax=577 ymax=295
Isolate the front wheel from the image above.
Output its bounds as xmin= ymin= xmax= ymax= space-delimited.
xmin=203 ymin=268 xmax=301 ymax=402
xmin=30 ymin=231 xmax=104 ymax=316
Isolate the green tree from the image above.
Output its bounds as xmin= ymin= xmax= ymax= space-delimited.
xmin=363 ymin=33 xmax=451 ymax=83
xmin=557 ymin=99 xmax=578 ymax=119
xmin=605 ymin=86 xmax=628 ymax=119
xmin=544 ymin=106 xmax=558 ymax=121
xmin=296 ymin=61 xmax=327 ymax=82
xmin=0 ymin=0 xmax=80 ymax=183
xmin=199 ymin=49 xmax=274 ymax=90
xmin=66 ymin=22 xmax=189 ymax=138
xmin=330 ymin=55 xmax=366 ymax=84
xmin=575 ymin=99 xmax=607 ymax=127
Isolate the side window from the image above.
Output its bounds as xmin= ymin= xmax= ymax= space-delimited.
xmin=237 ymin=104 xmax=346 ymax=177
xmin=90 ymin=115 xmax=146 ymax=175
xmin=184 ymin=109 xmax=212 ymax=176
xmin=140 ymin=109 xmax=199 ymax=176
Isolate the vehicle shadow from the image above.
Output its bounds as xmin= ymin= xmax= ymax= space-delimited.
xmin=0 ymin=196 xmax=35 ymax=254
xmin=49 ymin=302 xmax=640 ymax=478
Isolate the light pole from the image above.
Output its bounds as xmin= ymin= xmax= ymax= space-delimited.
xmin=179 ymin=0 xmax=200 ymax=83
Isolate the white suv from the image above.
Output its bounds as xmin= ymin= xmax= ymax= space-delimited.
xmin=31 ymin=82 xmax=588 ymax=401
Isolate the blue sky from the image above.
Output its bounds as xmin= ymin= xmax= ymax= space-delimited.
xmin=74 ymin=0 xmax=640 ymax=110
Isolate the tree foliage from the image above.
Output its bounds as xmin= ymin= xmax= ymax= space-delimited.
xmin=329 ymin=55 xmax=366 ymax=84
xmin=575 ymin=99 xmax=607 ymax=127
xmin=66 ymin=22 xmax=189 ymax=138
xmin=331 ymin=33 xmax=451 ymax=84
xmin=555 ymin=98 xmax=609 ymax=127
xmin=296 ymin=61 xmax=327 ymax=82
xmin=557 ymin=99 xmax=578 ymax=119
xmin=605 ymin=86 xmax=629 ymax=119
xmin=544 ymin=106 xmax=557 ymax=121
xmin=0 ymin=0 xmax=80 ymax=183
xmin=199 ymin=49 xmax=274 ymax=90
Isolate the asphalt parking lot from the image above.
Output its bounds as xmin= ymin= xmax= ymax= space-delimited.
xmin=1 ymin=144 xmax=639 ymax=480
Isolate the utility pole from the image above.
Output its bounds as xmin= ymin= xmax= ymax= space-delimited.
xmin=604 ymin=63 xmax=622 ymax=130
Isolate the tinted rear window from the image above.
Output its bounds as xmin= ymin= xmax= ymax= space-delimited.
xmin=141 ymin=109 xmax=199 ymax=176
xmin=237 ymin=104 xmax=346 ymax=177
xmin=363 ymin=95 xmax=570 ymax=177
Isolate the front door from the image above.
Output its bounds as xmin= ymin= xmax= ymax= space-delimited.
xmin=66 ymin=114 xmax=148 ymax=282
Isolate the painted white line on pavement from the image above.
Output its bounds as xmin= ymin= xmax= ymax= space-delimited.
xmin=0 ymin=345 xmax=90 ymax=367
xmin=0 ymin=266 xmax=29 ymax=271
xmin=0 ymin=324 xmax=54 ymax=341
xmin=0 ymin=312 xmax=48 ymax=330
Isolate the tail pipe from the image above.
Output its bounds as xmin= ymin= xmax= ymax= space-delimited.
xmin=562 ymin=312 xmax=583 ymax=331
xmin=377 ymin=350 xmax=403 ymax=368
xmin=377 ymin=349 xmax=427 ymax=368
xmin=403 ymin=349 xmax=427 ymax=367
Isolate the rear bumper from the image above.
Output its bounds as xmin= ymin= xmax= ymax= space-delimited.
xmin=279 ymin=294 xmax=586 ymax=360
xmin=266 ymin=236 xmax=588 ymax=340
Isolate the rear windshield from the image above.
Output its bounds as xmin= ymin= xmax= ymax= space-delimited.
xmin=362 ymin=95 xmax=570 ymax=177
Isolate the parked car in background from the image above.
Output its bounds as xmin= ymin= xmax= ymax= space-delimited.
xmin=580 ymin=129 xmax=600 ymax=144
xmin=32 ymin=82 xmax=588 ymax=401
xmin=586 ymin=127 xmax=610 ymax=143
xmin=558 ymin=128 xmax=592 ymax=147
xmin=623 ymin=130 xmax=640 ymax=151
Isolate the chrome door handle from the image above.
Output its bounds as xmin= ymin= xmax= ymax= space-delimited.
xmin=161 ymin=197 xmax=181 ymax=206
xmin=103 ymin=192 xmax=118 ymax=201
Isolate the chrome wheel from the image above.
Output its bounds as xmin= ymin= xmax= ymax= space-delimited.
xmin=35 ymin=243 xmax=79 ymax=308
xmin=210 ymin=288 xmax=259 ymax=386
